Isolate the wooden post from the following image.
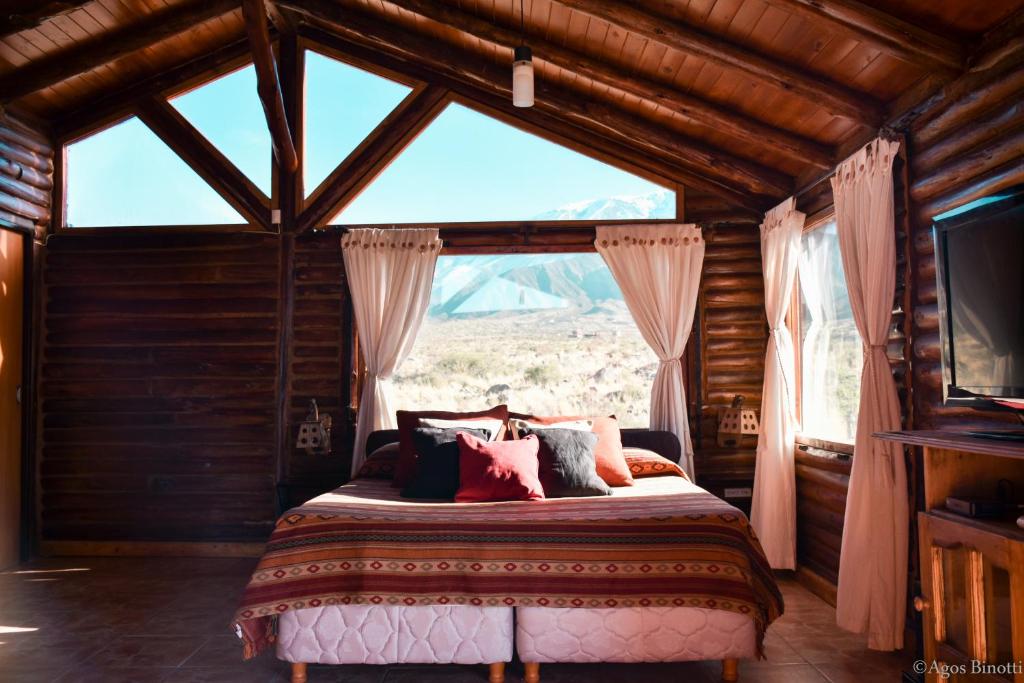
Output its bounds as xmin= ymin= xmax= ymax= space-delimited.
xmin=290 ymin=662 xmax=307 ymax=683
xmin=488 ymin=661 xmax=506 ymax=683
xmin=722 ymin=658 xmax=739 ymax=682
xmin=241 ymin=0 xmax=299 ymax=173
xmin=523 ymin=662 xmax=540 ymax=683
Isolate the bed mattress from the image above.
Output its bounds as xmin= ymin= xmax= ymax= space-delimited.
xmin=276 ymin=604 xmax=512 ymax=665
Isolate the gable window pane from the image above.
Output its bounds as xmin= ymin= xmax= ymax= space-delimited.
xmin=391 ymin=253 xmax=657 ymax=426
xmin=333 ymin=104 xmax=674 ymax=224
xmin=797 ymin=220 xmax=861 ymax=444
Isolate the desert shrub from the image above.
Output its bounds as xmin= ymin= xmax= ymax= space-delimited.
xmin=524 ymin=363 xmax=560 ymax=386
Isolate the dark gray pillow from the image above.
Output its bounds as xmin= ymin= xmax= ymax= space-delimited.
xmin=527 ymin=428 xmax=612 ymax=497
xmin=401 ymin=427 xmax=491 ymax=500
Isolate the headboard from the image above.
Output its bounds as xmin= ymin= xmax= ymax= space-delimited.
xmin=365 ymin=428 xmax=681 ymax=464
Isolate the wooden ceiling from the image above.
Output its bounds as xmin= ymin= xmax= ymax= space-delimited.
xmin=1 ymin=0 xmax=1021 ymax=210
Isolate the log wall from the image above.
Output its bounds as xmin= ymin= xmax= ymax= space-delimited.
xmin=694 ymin=219 xmax=766 ymax=513
xmin=0 ymin=116 xmax=52 ymax=240
xmin=907 ymin=50 xmax=1024 ymax=430
xmin=38 ymin=233 xmax=281 ymax=542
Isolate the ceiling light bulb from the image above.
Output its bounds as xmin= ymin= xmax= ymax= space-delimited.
xmin=513 ymin=45 xmax=534 ymax=108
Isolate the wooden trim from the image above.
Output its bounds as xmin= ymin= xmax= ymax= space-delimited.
xmin=550 ymin=0 xmax=882 ymax=125
xmin=291 ymin=12 xmax=781 ymax=209
xmin=52 ymin=224 xmax=277 ymax=236
xmin=243 ymin=0 xmax=299 ymax=173
xmin=39 ymin=540 xmax=266 ymax=558
xmin=764 ymin=0 xmax=963 ymax=72
xmin=795 ymin=565 xmax=839 ymax=607
xmin=0 ymin=0 xmax=240 ymax=103
xmin=18 ymin=232 xmax=36 ymax=562
xmin=374 ymin=0 xmax=833 ymax=170
xmin=297 ymin=84 xmax=449 ymax=233
xmin=54 ymin=41 xmax=254 ymax=143
xmin=136 ymin=97 xmax=272 ymax=230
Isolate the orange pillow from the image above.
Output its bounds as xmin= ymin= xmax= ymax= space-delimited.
xmin=393 ymin=405 xmax=510 ymax=487
xmin=508 ymin=413 xmax=633 ymax=487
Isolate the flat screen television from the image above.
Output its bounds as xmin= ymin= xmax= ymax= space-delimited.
xmin=933 ymin=186 xmax=1024 ymax=426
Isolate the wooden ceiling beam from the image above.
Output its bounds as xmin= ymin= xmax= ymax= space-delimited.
xmin=242 ymin=0 xmax=299 ymax=173
xmin=763 ymin=0 xmax=963 ymax=72
xmin=0 ymin=0 xmax=240 ymax=104
xmin=552 ymin=0 xmax=882 ymax=125
xmin=136 ymin=97 xmax=271 ymax=230
xmin=297 ymin=85 xmax=450 ymax=233
xmin=1 ymin=1 xmax=91 ymax=41
xmin=372 ymin=0 xmax=832 ymax=170
xmin=281 ymin=1 xmax=790 ymax=202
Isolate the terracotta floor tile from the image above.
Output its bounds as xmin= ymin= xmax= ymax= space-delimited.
xmin=1 ymin=558 xmax=914 ymax=682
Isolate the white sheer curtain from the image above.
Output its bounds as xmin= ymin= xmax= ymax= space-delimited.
xmin=595 ymin=224 xmax=704 ymax=478
xmin=751 ymin=197 xmax=804 ymax=569
xmin=342 ymin=228 xmax=442 ymax=476
xmin=832 ymin=138 xmax=909 ymax=651
xmin=798 ymin=228 xmax=839 ymax=436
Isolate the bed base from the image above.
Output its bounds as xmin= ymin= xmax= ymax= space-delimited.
xmin=290 ymin=659 xmax=735 ymax=682
xmin=520 ymin=659 xmax=738 ymax=682
xmin=289 ymin=661 xmax=507 ymax=682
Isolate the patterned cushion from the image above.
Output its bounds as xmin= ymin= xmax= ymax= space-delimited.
xmin=624 ymin=447 xmax=690 ymax=481
xmin=355 ymin=442 xmax=399 ymax=479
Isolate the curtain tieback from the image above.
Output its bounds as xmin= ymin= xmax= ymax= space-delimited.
xmin=868 ymin=344 xmax=888 ymax=351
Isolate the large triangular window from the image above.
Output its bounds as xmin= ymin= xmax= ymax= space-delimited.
xmin=64 ymin=117 xmax=245 ymax=227
xmin=170 ymin=64 xmax=272 ymax=195
xmin=332 ymin=103 xmax=674 ymax=224
xmin=304 ymin=51 xmax=412 ymax=196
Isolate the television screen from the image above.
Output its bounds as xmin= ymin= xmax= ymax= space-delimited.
xmin=936 ymin=188 xmax=1024 ymax=402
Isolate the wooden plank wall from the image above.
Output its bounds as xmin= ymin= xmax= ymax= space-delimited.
xmin=38 ymin=233 xmax=281 ymax=542
xmin=280 ymin=230 xmax=352 ymax=506
xmin=907 ymin=51 xmax=1024 ymax=430
xmin=694 ymin=218 xmax=765 ymax=514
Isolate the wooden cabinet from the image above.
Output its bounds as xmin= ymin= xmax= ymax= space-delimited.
xmin=879 ymin=431 xmax=1024 ymax=682
xmin=0 ymin=228 xmax=24 ymax=569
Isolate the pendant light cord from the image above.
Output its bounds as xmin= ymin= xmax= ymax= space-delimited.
xmin=520 ymin=0 xmax=525 ymax=41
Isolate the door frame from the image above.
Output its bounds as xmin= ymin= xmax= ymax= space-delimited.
xmin=2 ymin=224 xmax=36 ymax=562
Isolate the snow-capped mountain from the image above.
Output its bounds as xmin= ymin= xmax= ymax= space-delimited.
xmin=530 ymin=188 xmax=674 ymax=221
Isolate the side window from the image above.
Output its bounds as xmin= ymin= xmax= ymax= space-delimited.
xmin=794 ymin=218 xmax=862 ymax=445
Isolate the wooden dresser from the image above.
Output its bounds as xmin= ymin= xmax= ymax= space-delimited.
xmin=878 ymin=431 xmax=1024 ymax=682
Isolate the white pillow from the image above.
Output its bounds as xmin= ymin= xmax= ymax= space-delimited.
xmin=510 ymin=418 xmax=593 ymax=439
xmin=418 ymin=417 xmax=504 ymax=442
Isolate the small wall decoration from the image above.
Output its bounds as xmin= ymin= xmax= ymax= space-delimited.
xmin=296 ymin=399 xmax=332 ymax=456
xmin=717 ymin=395 xmax=759 ymax=448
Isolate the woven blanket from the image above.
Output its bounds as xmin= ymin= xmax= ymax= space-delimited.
xmin=233 ymin=469 xmax=783 ymax=659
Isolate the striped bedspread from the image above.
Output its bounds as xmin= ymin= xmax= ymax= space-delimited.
xmin=233 ymin=474 xmax=784 ymax=658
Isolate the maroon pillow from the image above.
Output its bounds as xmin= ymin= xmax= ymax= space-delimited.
xmin=392 ymin=405 xmax=510 ymax=488
xmin=455 ymin=432 xmax=544 ymax=503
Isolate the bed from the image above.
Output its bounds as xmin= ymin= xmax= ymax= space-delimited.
xmin=233 ymin=430 xmax=783 ymax=683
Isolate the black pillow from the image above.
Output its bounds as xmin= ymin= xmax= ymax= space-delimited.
xmin=401 ymin=427 xmax=491 ymax=500
xmin=526 ymin=428 xmax=612 ymax=497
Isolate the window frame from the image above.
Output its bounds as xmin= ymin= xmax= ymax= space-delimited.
xmin=789 ymin=208 xmax=856 ymax=455
xmin=348 ymin=244 xmax=692 ymax=426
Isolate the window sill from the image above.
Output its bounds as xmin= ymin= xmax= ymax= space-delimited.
xmin=795 ymin=435 xmax=854 ymax=457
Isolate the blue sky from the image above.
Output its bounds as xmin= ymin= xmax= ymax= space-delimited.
xmin=65 ymin=54 xmax=669 ymax=227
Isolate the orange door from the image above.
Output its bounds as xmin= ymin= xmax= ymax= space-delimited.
xmin=0 ymin=228 xmax=23 ymax=568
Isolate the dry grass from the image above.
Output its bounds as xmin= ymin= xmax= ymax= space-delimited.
xmin=392 ymin=303 xmax=657 ymax=427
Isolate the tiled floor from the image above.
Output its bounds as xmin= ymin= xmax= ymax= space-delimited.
xmin=0 ymin=557 xmax=911 ymax=682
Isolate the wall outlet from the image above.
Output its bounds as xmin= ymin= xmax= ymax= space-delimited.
xmin=271 ymin=209 xmax=282 ymax=224
xmin=723 ymin=487 xmax=752 ymax=498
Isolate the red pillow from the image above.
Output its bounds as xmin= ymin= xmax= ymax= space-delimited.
xmin=455 ymin=432 xmax=544 ymax=503
xmin=509 ymin=413 xmax=633 ymax=487
xmin=393 ymin=405 xmax=509 ymax=487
